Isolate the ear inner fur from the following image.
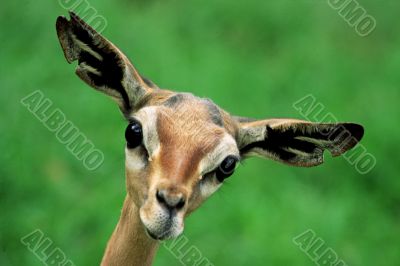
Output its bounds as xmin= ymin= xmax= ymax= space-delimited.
xmin=56 ymin=12 xmax=152 ymax=114
xmin=239 ymin=120 xmax=364 ymax=166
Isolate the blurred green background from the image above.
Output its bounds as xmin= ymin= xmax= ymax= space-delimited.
xmin=1 ymin=0 xmax=399 ymax=265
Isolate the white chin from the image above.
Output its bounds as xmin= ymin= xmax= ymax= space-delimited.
xmin=140 ymin=209 xmax=184 ymax=240
xmin=146 ymin=226 xmax=183 ymax=240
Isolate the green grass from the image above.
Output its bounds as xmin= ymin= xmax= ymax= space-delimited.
xmin=1 ymin=0 xmax=399 ymax=265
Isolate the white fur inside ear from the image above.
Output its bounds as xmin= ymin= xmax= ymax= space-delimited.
xmin=295 ymin=136 xmax=331 ymax=146
xmin=283 ymin=147 xmax=310 ymax=157
xmin=72 ymin=34 xmax=103 ymax=61
xmin=79 ymin=62 xmax=101 ymax=75
xmin=238 ymin=125 xmax=266 ymax=148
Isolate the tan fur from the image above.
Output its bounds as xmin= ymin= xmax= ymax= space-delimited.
xmin=101 ymin=196 xmax=158 ymax=266
xmin=156 ymin=105 xmax=225 ymax=183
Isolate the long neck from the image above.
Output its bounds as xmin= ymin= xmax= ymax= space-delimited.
xmin=101 ymin=195 xmax=159 ymax=266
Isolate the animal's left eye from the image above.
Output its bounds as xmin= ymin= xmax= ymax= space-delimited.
xmin=125 ymin=120 xmax=143 ymax=149
xmin=216 ymin=155 xmax=238 ymax=182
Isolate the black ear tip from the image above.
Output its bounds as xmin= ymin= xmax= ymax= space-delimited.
xmin=68 ymin=11 xmax=82 ymax=25
xmin=56 ymin=16 xmax=68 ymax=28
xmin=56 ymin=11 xmax=76 ymax=24
xmin=56 ymin=15 xmax=67 ymax=21
xmin=345 ymin=123 xmax=364 ymax=142
xmin=68 ymin=11 xmax=78 ymax=18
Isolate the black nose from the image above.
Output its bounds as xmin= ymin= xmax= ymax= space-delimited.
xmin=156 ymin=190 xmax=186 ymax=210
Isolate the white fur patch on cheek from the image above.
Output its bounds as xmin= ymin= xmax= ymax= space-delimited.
xmin=125 ymin=148 xmax=146 ymax=171
xmin=200 ymin=179 xmax=222 ymax=198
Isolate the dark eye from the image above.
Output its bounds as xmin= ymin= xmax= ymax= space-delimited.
xmin=216 ymin=155 xmax=238 ymax=182
xmin=125 ymin=121 xmax=143 ymax=149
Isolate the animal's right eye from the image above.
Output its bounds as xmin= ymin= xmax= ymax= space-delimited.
xmin=125 ymin=120 xmax=143 ymax=149
xmin=215 ymin=155 xmax=238 ymax=182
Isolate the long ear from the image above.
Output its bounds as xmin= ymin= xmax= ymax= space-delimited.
xmin=56 ymin=12 xmax=154 ymax=115
xmin=236 ymin=118 xmax=364 ymax=167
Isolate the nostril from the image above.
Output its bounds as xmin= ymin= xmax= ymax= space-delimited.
xmin=156 ymin=189 xmax=186 ymax=210
xmin=176 ymin=198 xmax=185 ymax=210
xmin=156 ymin=190 xmax=166 ymax=204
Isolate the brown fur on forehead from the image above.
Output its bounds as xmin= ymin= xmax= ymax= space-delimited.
xmin=161 ymin=93 xmax=224 ymax=127
xmin=156 ymin=105 xmax=225 ymax=182
xmin=134 ymin=90 xmax=239 ymax=138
